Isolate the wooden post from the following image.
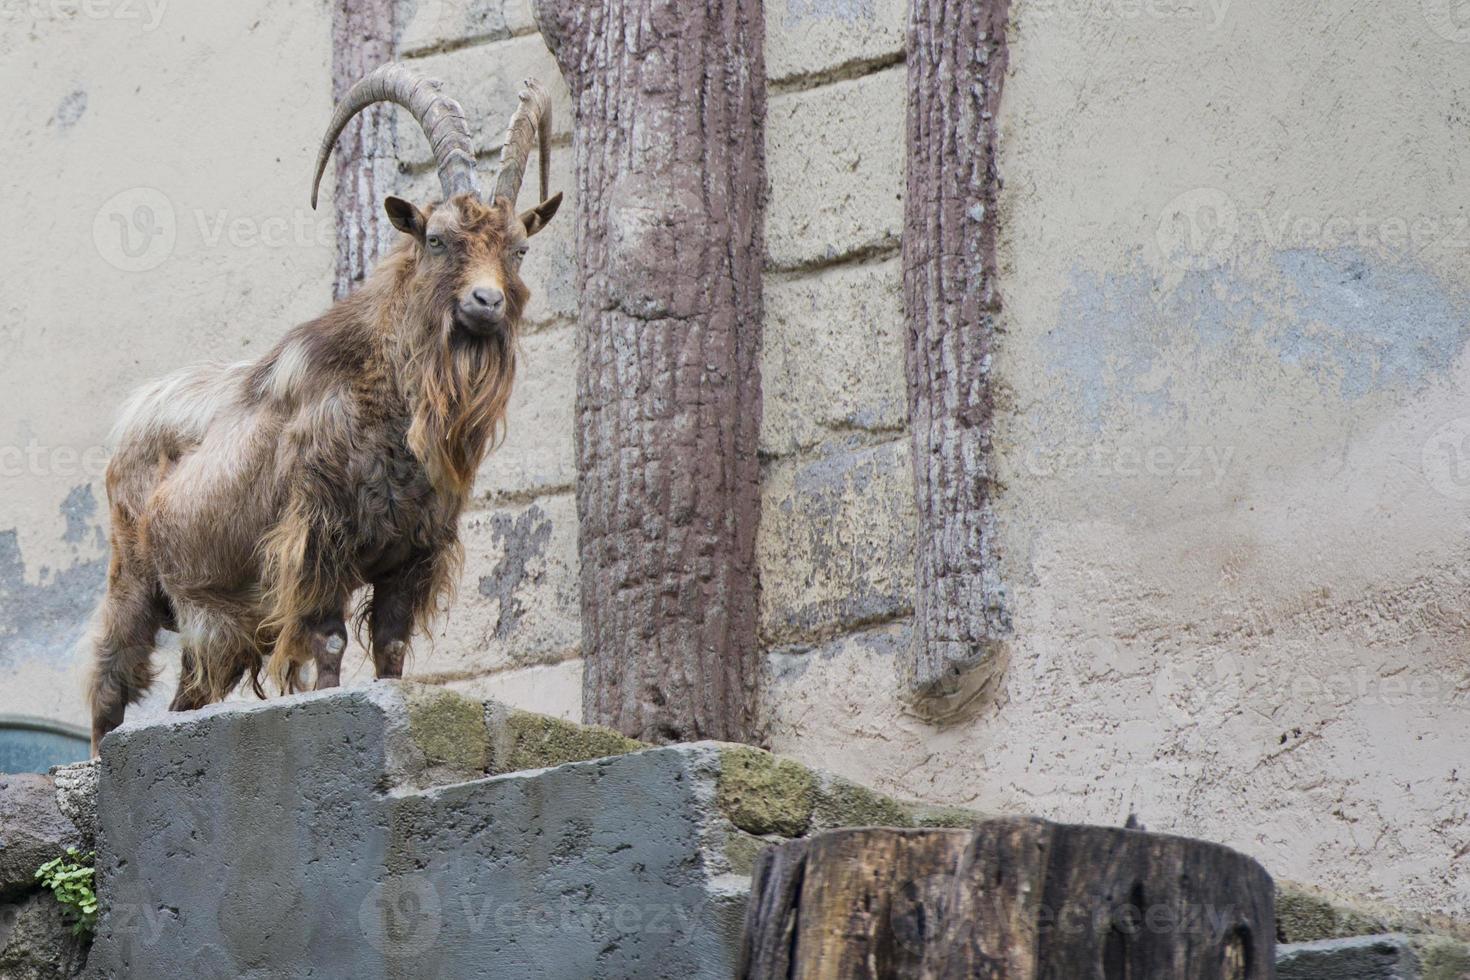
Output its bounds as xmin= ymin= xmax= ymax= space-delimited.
xmin=534 ymin=0 xmax=767 ymax=743
xmin=902 ymin=0 xmax=1014 ymax=713
xmin=738 ymin=820 xmax=1276 ymax=980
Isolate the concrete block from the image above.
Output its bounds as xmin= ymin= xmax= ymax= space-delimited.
xmin=766 ymin=66 xmax=904 ymax=270
xmin=765 ymin=0 xmax=906 ymax=85
xmin=761 ymin=258 xmax=906 ymax=456
xmin=0 ymin=774 xmax=80 ymax=901
xmin=476 ymin=322 xmax=576 ymax=499
xmin=50 ymin=761 xmax=98 ymax=853
xmin=85 ymin=687 xmax=751 ymax=979
xmin=484 ymin=702 xmax=644 ymax=775
xmin=0 ymin=892 xmax=90 ymax=980
xmin=397 ymin=34 xmax=572 ymax=168
xmin=424 ymin=493 xmax=580 ymax=678
xmin=758 ymin=438 xmax=916 ymax=645
xmin=1277 ymin=934 xmax=1422 ymax=979
xmin=394 ymin=145 xmax=577 ymax=329
xmin=396 ymin=0 xmax=537 ymax=57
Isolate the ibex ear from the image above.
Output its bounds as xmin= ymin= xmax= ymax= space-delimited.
xmin=518 ymin=192 xmax=562 ymax=238
xmin=384 ymin=197 xmax=426 ymax=240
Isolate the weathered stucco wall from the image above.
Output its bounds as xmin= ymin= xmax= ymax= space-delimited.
xmin=0 ymin=0 xmax=336 ymax=723
xmin=764 ymin=0 xmax=1470 ymax=925
xmin=4 ymin=0 xmax=1468 ymax=928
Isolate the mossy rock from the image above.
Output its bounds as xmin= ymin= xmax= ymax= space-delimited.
xmin=716 ymin=747 xmax=816 ymax=837
xmin=489 ymin=708 xmax=645 ymax=775
xmin=810 ymin=775 xmax=913 ymax=830
xmin=1275 ymin=883 xmax=1391 ymax=943
xmin=404 ymin=686 xmax=489 ymax=778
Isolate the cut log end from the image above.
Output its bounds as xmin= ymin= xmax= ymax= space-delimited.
xmin=738 ymin=819 xmax=1275 ymax=980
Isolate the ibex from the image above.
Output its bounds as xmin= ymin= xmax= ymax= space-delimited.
xmin=87 ymin=65 xmax=561 ymax=751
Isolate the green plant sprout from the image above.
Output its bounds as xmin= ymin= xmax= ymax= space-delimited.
xmin=34 ymin=848 xmax=98 ymax=936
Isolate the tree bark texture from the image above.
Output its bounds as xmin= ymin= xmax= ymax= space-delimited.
xmin=534 ymin=0 xmax=766 ymax=743
xmin=738 ymin=822 xmax=1276 ymax=980
xmin=902 ymin=0 xmax=1014 ymax=710
xmin=330 ymin=0 xmax=399 ymax=301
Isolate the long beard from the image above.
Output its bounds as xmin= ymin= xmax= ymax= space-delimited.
xmin=406 ymin=317 xmax=516 ymax=495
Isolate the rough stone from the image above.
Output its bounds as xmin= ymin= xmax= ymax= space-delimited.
xmin=85 ymin=686 xmax=748 ymax=979
xmin=396 ymin=34 xmax=572 ymax=168
xmin=0 ymin=774 xmax=80 ymax=901
xmin=396 ymin=0 xmax=537 ymax=56
xmin=1414 ymin=936 xmax=1470 ymax=980
xmin=402 ymin=685 xmax=490 ymax=783
xmin=424 ymin=493 xmax=580 ymax=678
xmin=475 ymin=323 xmax=576 ymax=499
xmin=765 ymin=66 xmax=903 ymax=270
xmin=761 ymin=259 xmax=906 ymax=457
xmin=758 ymin=439 xmax=916 ymax=645
xmin=715 ymin=746 xmax=816 ymax=838
xmin=1277 ymin=881 xmax=1397 ymax=943
xmin=765 ymin=0 xmax=905 ymax=85
xmin=50 ymin=762 xmax=98 ymax=853
xmin=1277 ymin=934 xmax=1422 ymax=979
xmin=810 ymin=772 xmax=912 ymax=831
xmin=0 ymin=892 xmax=90 ymax=980
xmin=485 ymin=702 xmax=645 ymax=775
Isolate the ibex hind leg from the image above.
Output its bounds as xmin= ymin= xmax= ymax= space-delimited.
xmin=87 ymin=573 xmax=168 ymax=754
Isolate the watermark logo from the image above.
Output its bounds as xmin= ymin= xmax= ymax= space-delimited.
xmin=94 ymin=187 xmax=176 ymax=272
xmin=0 ymin=0 xmax=167 ymax=31
xmin=359 ymin=875 xmax=443 ymax=956
xmin=1422 ymin=0 xmax=1470 ymax=42
xmin=1157 ymin=187 xmax=1239 ymax=271
xmin=1421 ymin=417 xmax=1470 ymax=500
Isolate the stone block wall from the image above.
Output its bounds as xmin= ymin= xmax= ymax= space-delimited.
xmin=369 ymin=0 xmax=920 ymax=727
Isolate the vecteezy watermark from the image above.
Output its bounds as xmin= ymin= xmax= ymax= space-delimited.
xmin=0 ymin=442 xmax=109 ymax=479
xmin=94 ymin=187 xmax=176 ymax=273
xmin=0 ymin=0 xmax=167 ymax=30
xmin=94 ymin=187 xmax=336 ymax=272
xmin=1421 ymin=0 xmax=1470 ymax=42
xmin=1028 ymin=0 xmax=1232 ymax=29
xmin=1023 ymin=442 xmax=1235 ymax=486
xmin=359 ymin=875 xmax=443 ymax=956
xmin=1421 ymin=417 xmax=1470 ymax=500
xmin=1156 ymin=188 xmax=1239 ymax=271
xmin=1157 ymin=186 xmax=1470 ymax=270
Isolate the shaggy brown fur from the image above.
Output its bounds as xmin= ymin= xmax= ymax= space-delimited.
xmin=87 ymin=191 xmax=560 ymax=751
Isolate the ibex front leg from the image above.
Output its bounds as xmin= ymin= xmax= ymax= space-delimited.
xmin=309 ymin=610 xmax=349 ymax=690
xmin=370 ymin=563 xmax=428 ymax=680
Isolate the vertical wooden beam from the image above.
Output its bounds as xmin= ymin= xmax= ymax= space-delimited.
xmin=534 ymin=0 xmax=766 ymax=742
xmin=330 ymin=0 xmax=398 ymax=301
xmin=902 ymin=0 xmax=1013 ymax=713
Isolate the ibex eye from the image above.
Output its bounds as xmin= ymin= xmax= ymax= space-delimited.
xmin=426 ymin=235 xmax=445 ymax=252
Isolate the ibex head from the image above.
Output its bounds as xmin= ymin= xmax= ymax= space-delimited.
xmin=309 ymin=64 xmax=563 ymax=338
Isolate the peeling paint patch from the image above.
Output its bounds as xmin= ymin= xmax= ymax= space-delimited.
xmin=60 ymin=484 xmax=95 ymax=545
xmin=477 ymin=505 xmax=553 ymax=640
xmin=0 ymin=485 xmax=107 ymax=667
xmin=1048 ymin=249 xmax=1470 ymax=429
xmin=0 ymin=536 xmax=104 ymax=670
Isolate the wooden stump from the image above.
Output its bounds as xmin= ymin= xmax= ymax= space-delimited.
xmin=737 ymin=819 xmax=1275 ymax=980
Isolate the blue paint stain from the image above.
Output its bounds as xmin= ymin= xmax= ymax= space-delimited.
xmin=0 ymin=485 xmax=107 ymax=668
xmin=1047 ymin=249 xmax=1470 ymax=428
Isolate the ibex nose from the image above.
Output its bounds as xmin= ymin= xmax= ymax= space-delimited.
xmin=471 ymin=287 xmax=504 ymax=313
